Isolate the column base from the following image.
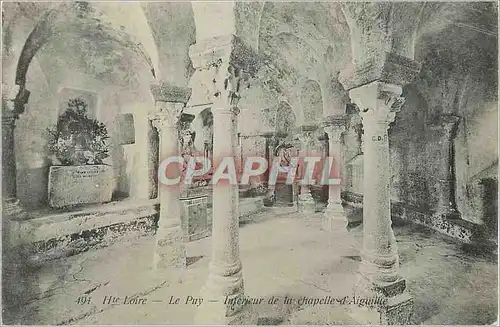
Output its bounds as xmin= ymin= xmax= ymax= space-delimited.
xmin=323 ymin=203 xmax=348 ymax=231
xmin=437 ymin=207 xmax=461 ymax=220
xmin=153 ymin=225 xmax=186 ymax=278
xmin=263 ymin=190 xmax=275 ymax=207
xmin=348 ymin=274 xmax=413 ymax=325
xmin=298 ymin=193 xmax=315 ymax=213
xmin=193 ymin=263 xmax=256 ymax=325
xmin=193 ymin=292 xmax=257 ymax=325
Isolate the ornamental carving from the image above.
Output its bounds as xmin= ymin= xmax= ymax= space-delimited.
xmin=349 ymin=81 xmax=405 ymax=126
xmin=150 ymin=102 xmax=184 ymax=131
xmin=379 ymin=90 xmax=406 ymax=113
xmin=297 ymin=131 xmax=315 ymax=149
xmin=324 ymin=125 xmax=346 ymax=143
xmin=207 ymin=60 xmax=248 ymax=110
xmin=189 ymin=35 xmax=259 ymax=112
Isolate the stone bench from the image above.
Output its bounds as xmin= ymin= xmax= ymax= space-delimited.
xmin=8 ymin=195 xmax=267 ymax=263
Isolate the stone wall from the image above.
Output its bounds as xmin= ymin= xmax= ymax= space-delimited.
xmin=15 ymin=55 xmax=155 ymax=209
xmin=343 ymin=76 xmax=498 ymax=240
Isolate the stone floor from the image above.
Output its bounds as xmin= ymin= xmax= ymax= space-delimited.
xmin=3 ymin=208 xmax=498 ymax=325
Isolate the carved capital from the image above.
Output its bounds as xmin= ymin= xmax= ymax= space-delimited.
xmin=208 ymin=62 xmax=246 ymax=110
xmin=297 ymin=130 xmax=315 ymax=149
xmin=324 ymin=125 xmax=346 ymax=143
xmin=189 ymin=35 xmax=260 ymax=112
xmin=150 ymin=83 xmax=192 ymax=104
xmin=150 ymin=102 xmax=184 ymax=132
xmin=349 ymin=81 xmax=405 ymax=128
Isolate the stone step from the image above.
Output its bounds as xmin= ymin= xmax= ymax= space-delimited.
xmin=9 ymin=196 xmax=268 ymax=264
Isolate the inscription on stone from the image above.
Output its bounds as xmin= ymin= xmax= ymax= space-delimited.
xmin=371 ymin=135 xmax=388 ymax=142
xmin=71 ymin=166 xmax=102 ymax=180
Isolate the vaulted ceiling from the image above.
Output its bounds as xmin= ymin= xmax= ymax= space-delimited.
xmin=4 ymin=1 xmax=497 ymax=120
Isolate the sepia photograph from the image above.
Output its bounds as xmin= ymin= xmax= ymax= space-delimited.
xmin=1 ymin=1 xmax=498 ymax=325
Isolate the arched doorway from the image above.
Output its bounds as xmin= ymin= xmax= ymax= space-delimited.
xmin=11 ymin=3 xmax=159 ymax=208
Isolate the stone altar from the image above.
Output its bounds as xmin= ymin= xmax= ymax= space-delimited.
xmin=48 ymin=165 xmax=113 ymax=208
xmin=179 ymin=186 xmax=209 ymax=242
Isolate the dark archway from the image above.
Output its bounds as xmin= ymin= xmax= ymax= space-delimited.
xmin=275 ymin=101 xmax=296 ymax=135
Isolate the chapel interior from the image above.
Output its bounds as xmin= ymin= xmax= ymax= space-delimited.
xmin=1 ymin=2 xmax=498 ymax=325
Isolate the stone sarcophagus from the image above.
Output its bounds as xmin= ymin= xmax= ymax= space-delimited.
xmin=48 ymin=165 xmax=114 ymax=208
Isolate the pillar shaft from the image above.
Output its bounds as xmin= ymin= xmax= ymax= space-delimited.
xmin=200 ymin=90 xmax=245 ymax=322
xmin=147 ymin=119 xmax=159 ymax=199
xmin=2 ymin=84 xmax=28 ymax=217
xmin=149 ymin=83 xmax=192 ymax=275
xmin=430 ymin=115 xmax=461 ymax=219
xmin=2 ymin=111 xmax=17 ymax=201
xmin=151 ymin=105 xmax=185 ymax=273
xmin=362 ymin=121 xmax=398 ymax=270
xmin=211 ymin=108 xmax=241 ymax=266
xmin=189 ymin=34 xmax=258 ymax=324
xmin=298 ymin=131 xmax=312 ymax=194
xmin=349 ymin=81 xmax=406 ymax=288
xmin=323 ymin=120 xmax=347 ymax=228
xmin=339 ymin=48 xmax=422 ymax=327
xmin=297 ymin=129 xmax=315 ymax=213
xmin=264 ymin=134 xmax=279 ymax=204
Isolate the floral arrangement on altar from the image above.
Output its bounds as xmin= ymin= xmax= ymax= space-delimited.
xmin=47 ymin=97 xmax=109 ymax=166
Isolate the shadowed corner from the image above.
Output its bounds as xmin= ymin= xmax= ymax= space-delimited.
xmin=186 ymin=255 xmax=204 ymax=267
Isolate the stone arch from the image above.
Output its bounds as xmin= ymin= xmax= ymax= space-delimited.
xmin=141 ymin=2 xmax=196 ymax=86
xmin=7 ymin=3 xmax=165 ymax=208
xmin=300 ymin=79 xmax=323 ymax=125
xmin=190 ymin=107 xmax=214 ymax=155
xmin=14 ymin=2 xmax=160 ymax=115
xmin=340 ymin=2 xmax=425 ymax=71
xmin=190 ymin=2 xmax=263 ymax=51
xmin=257 ymin=3 xmax=352 ymax=124
xmin=275 ymin=101 xmax=296 ymax=134
xmin=2 ymin=3 xmax=38 ymax=87
xmin=321 ymin=73 xmax=350 ymax=117
xmin=258 ymin=2 xmax=351 ymax=79
xmin=191 ymin=2 xmax=236 ymax=42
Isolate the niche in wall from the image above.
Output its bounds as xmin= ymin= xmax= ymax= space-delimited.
xmin=115 ymin=113 xmax=135 ymax=145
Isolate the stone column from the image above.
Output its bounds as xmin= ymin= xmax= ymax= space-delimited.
xmin=297 ymin=127 xmax=316 ymax=213
xmin=2 ymin=84 xmax=27 ymax=217
xmin=323 ymin=117 xmax=347 ymax=229
xmin=263 ymin=133 xmax=278 ymax=205
xmin=348 ymin=81 xmax=412 ymax=323
xmin=429 ymin=114 xmax=461 ymax=219
xmin=149 ymin=83 xmax=191 ymax=277
xmin=147 ymin=119 xmax=159 ymax=199
xmin=189 ymin=35 xmax=258 ymax=324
